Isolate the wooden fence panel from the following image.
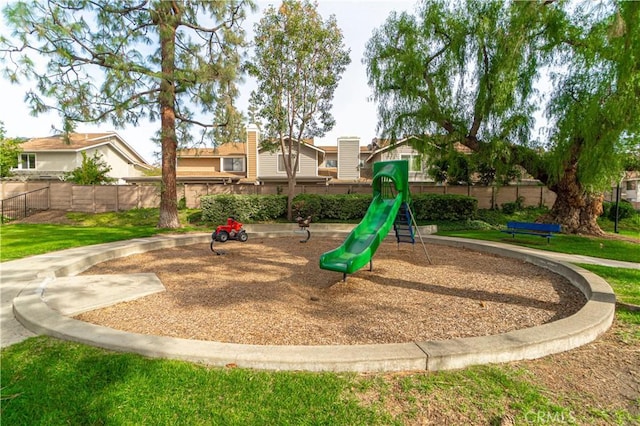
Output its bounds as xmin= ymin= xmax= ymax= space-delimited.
xmin=117 ymin=186 xmax=142 ymax=210
xmin=48 ymin=182 xmax=72 ymax=210
xmin=2 ymin=180 xmax=558 ymax=213
xmin=137 ymin=185 xmax=161 ymax=208
xmin=470 ymin=186 xmax=496 ymax=209
xmin=94 ymin=186 xmax=118 ymax=212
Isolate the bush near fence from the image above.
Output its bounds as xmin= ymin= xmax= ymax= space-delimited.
xmin=200 ymin=193 xmax=477 ymax=223
xmin=201 ymin=194 xmax=287 ymax=223
xmin=411 ymin=193 xmax=478 ymax=221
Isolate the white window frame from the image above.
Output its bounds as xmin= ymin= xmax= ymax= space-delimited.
xmin=325 ymin=159 xmax=337 ymax=168
xmin=18 ymin=153 xmax=36 ymax=170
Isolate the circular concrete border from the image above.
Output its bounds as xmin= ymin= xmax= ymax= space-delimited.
xmin=11 ymin=231 xmax=615 ymax=372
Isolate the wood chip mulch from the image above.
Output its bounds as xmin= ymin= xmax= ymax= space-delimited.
xmin=76 ymin=237 xmax=586 ymax=346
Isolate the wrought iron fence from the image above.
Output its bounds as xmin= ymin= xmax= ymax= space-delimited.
xmin=1 ymin=187 xmax=50 ymax=223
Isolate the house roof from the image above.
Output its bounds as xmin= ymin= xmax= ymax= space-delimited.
xmin=260 ymin=140 xmax=325 ymax=154
xmin=365 ymin=136 xmax=473 ymax=162
xmin=21 ymin=132 xmax=151 ymax=167
xmin=178 ymin=143 xmax=246 ymax=157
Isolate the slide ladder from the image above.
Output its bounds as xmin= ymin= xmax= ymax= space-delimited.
xmin=393 ymin=202 xmax=433 ymax=264
xmin=394 ymin=202 xmax=415 ymax=244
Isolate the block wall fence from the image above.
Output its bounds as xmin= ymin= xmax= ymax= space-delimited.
xmin=1 ymin=180 xmax=557 ymax=214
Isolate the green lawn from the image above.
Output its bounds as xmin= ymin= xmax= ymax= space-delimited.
xmin=5 ymin=334 xmax=638 ymax=425
xmin=436 ymin=229 xmax=640 ymax=263
xmin=0 ymin=337 xmax=391 ymax=426
xmin=0 ymin=209 xmax=205 ymax=261
xmin=578 ymin=264 xmax=640 ymax=306
xmin=0 ymin=224 xmax=159 ymax=261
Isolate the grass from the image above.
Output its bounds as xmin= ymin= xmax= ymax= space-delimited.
xmin=435 ymin=229 xmax=640 ymax=263
xmin=2 ymin=331 xmax=638 ymax=425
xmin=0 ymin=208 xmax=207 ymax=261
xmin=577 ymin=264 xmax=640 ymax=306
xmin=0 ymin=224 xmax=158 ymax=261
xmin=1 ymin=207 xmax=639 ymax=424
xmin=0 ymin=337 xmax=391 ymax=426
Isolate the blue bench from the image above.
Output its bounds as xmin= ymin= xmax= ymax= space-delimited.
xmin=500 ymin=221 xmax=561 ymax=244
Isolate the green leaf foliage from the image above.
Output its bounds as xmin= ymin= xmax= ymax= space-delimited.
xmin=1 ymin=0 xmax=253 ymax=228
xmin=248 ymin=0 xmax=351 ymax=142
xmin=364 ymin=0 xmax=640 ymax=232
xmin=411 ymin=193 xmax=478 ymax=222
xmin=0 ymin=123 xmax=22 ymax=177
xmin=246 ymin=0 xmax=350 ymax=219
xmin=63 ymin=151 xmax=115 ymax=185
xmin=201 ymin=194 xmax=287 ymax=224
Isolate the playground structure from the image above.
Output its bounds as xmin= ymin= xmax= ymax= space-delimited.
xmin=9 ymin=232 xmax=615 ymax=372
xmin=319 ymin=160 xmax=430 ymax=280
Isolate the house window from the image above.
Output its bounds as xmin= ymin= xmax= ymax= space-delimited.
xmin=277 ymin=153 xmax=299 ymax=173
xmin=222 ymin=157 xmax=245 ymax=172
xmin=19 ymin=153 xmax=36 ymax=169
xmin=325 ymin=159 xmax=337 ymax=168
xmin=400 ymin=154 xmax=422 ymax=172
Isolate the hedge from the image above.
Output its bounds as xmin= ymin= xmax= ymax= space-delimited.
xmin=200 ymin=193 xmax=477 ymax=223
xmin=200 ymin=194 xmax=287 ymax=223
xmin=411 ymin=193 xmax=477 ymax=221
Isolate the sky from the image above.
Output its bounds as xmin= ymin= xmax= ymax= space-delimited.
xmin=0 ymin=0 xmax=416 ymax=164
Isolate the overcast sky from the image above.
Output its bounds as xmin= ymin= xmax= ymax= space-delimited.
xmin=0 ymin=0 xmax=416 ymax=164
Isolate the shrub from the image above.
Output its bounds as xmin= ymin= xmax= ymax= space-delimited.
xmin=200 ymin=194 xmax=287 ymax=223
xmin=501 ymin=201 xmax=519 ymax=215
xmin=292 ymin=194 xmax=323 ymax=221
xmin=608 ymin=199 xmax=636 ymax=222
xmin=321 ymin=194 xmax=372 ymax=220
xmin=411 ymin=193 xmax=477 ymax=221
xmin=501 ymin=196 xmax=524 ymax=215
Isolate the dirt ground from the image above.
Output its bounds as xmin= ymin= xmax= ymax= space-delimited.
xmin=16 ymin=210 xmax=640 ymax=420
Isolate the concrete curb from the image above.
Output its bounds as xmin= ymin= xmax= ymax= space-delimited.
xmin=9 ymin=231 xmax=616 ymax=372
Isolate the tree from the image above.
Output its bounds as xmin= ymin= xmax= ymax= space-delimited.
xmin=208 ymin=83 xmax=246 ymax=147
xmin=64 ymin=151 xmax=115 ymax=185
xmin=0 ymin=122 xmax=23 ymax=178
xmin=364 ymin=0 xmax=640 ymax=234
xmin=1 ymin=0 xmax=252 ymax=228
xmin=247 ymin=0 xmax=350 ymax=220
xmin=539 ymin=1 xmax=640 ymax=233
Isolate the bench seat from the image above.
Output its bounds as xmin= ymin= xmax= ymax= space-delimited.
xmin=500 ymin=221 xmax=561 ymax=244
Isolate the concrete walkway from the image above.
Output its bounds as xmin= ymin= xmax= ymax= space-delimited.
xmin=1 ymin=230 xmax=629 ymax=372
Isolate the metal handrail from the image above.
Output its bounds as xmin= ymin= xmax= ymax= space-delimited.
xmin=406 ymin=203 xmax=433 ymax=264
xmin=1 ymin=187 xmax=50 ymax=223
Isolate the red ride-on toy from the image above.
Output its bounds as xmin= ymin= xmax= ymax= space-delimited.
xmin=211 ymin=217 xmax=248 ymax=252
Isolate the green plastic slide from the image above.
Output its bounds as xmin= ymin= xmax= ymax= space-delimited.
xmin=319 ymin=160 xmax=409 ymax=278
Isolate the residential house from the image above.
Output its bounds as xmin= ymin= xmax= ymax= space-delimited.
xmin=252 ymin=141 xmax=328 ymax=184
xmin=177 ymin=143 xmax=247 ymax=183
xmin=11 ymin=132 xmax=152 ymax=183
xmin=623 ymin=171 xmax=639 ymax=204
xmin=178 ymin=126 xmax=331 ymax=184
xmin=317 ymin=137 xmax=373 ymax=181
xmin=608 ymin=171 xmax=640 ymax=209
xmin=176 ymin=128 xmax=463 ymax=185
xmin=364 ymin=136 xmax=434 ymax=182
